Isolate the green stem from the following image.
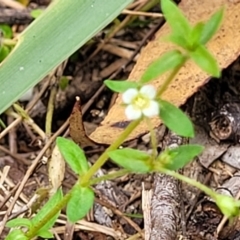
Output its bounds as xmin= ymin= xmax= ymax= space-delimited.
xmin=81 ymin=119 xmax=141 ymax=186
xmin=157 ymin=58 xmax=188 ymax=97
xmin=25 ymin=191 xmax=72 ymax=239
xmin=89 ymin=169 xmax=130 ymax=185
xmin=160 ymin=168 xmax=215 ymax=198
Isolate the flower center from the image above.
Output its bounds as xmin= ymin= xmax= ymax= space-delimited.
xmin=133 ymin=94 xmax=150 ymax=109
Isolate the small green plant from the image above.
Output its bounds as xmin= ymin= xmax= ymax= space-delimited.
xmin=6 ymin=1 xmax=238 ymax=239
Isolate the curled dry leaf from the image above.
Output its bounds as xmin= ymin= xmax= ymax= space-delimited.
xmin=69 ymin=96 xmax=98 ymax=148
xmin=90 ymin=0 xmax=240 ymax=144
xmin=48 ymin=145 xmax=65 ymax=195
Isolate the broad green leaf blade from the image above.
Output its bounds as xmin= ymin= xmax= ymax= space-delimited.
xmin=200 ymin=8 xmax=224 ymax=45
xmin=108 ymin=148 xmax=153 ymax=173
xmin=6 ymin=218 xmax=32 ymax=229
xmin=57 ymin=137 xmax=89 ymax=175
xmin=159 ymin=100 xmax=194 ymax=137
xmin=6 ymin=229 xmax=28 ymax=240
xmin=161 ymin=0 xmax=192 ymax=36
xmin=0 ymin=0 xmax=134 ymax=114
xmin=157 ymin=144 xmax=204 ymax=170
xmin=140 ymin=50 xmax=186 ymax=83
xmin=189 ymin=45 xmax=220 ymax=77
xmin=67 ymin=185 xmax=94 ymax=222
xmin=104 ymin=80 xmax=140 ymax=93
xmin=31 ymin=189 xmax=63 ymax=233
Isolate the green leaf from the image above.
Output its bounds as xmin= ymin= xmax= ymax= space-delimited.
xmin=67 ymin=185 xmax=94 ymax=222
xmin=140 ymin=50 xmax=186 ymax=83
xmin=189 ymin=45 xmax=220 ymax=77
xmin=6 ymin=229 xmax=28 ymax=240
xmin=0 ymin=0 xmax=134 ymax=114
xmin=31 ymin=189 xmax=63 ymax=233
xmin=6 ymin=218 xmax=32 ymax=229
xmin=108 ymin=148 xmax=153 ymax=173
xmin=59 ymin=76 xmax=70 ymax=90
xmin=30 ymin=9 xmax=44 ymax=19
xmin=104 ymin=80 xmax=140 ymax=93
xmin=0 ymin=24 xmax=13 ymax=39
xmin=159 ymin=99 xmax=194 ymax=137
xmin=200 ymin=8 xmax=224 ymax=45
xmin=163 ymin=34 xmax=190 ymax=50
xmin=37 ymin=229 xmax=54 ymax=238
xmin=157 ymin=144 xmax=204 ymax=170
xmin=0 ymin=45 xmax=10 ymax=61
xmin=57 ymin=137 xmax=89 ymax=175
xmin=161 ymin=0 xmax=192 ymax=36
xmin=189 ymin=22 xmax=204 ymax=48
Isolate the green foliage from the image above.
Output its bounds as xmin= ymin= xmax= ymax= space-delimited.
xmin=0 ymin=24 xmax=13 ymax=39
xmin=140 ymin=50 xmax=186 ymax=83
xmin=6 ymin=218 xmax=32 ymax=229
xmin=199 ymin=8 xmax=224 ymax=44
xmin=59 ymin=76 xmax=70 ymax=90
xmin=108 ymin=148 xmax=153 ymax=173
xmin=160 ymin=0 xmax=222 ymax=77
xmin=30 ymin=9 xmax=44 ymax=19
xmin=0 ymin=0 xmax=134 ymax=114
xmin=67 ymin=185 xmax=94 ymax=222
xmin=157 ymin=145 xmax=204 ymax=170
xmin=189 ymin=45 xmax=220 ymax=77
xmin=161 ymin=0 xmax=192 ymax=36
xmin=158 ymin=99 xmax=194 ymax=137
xmin=104 ymin=80 xmax=140 ymax=93
xmin=5 ymin=229 xmax=28 ymax=240
xmin=31 ymin=189 xmax=63 ymax=238
xmin=57 ymin=137 xmax=89 ymax=175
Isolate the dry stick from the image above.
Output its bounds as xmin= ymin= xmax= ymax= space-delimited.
xmin=0 ymin=145 xmax=31 ymax=165
xmin=95 ymin=198 xmax=144 ymax=238
xmin=0 ymin=120 xmax=69 ymax=235
xmin=81 ymin=0 xmax=159 ymax=65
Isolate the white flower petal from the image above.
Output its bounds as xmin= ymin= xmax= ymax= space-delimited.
xmin=140 ymin=85 xmax=156 ymax=99
xmin=125 ymin=104 xmax=142 ymax=120
xmin=122 ymin=88 xmax=138 ymax=104
xmin=142 ymin=100 xmax=159 ymax=117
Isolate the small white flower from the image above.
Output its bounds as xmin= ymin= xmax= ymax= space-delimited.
xmin=122 ymin=85 xmax=159 ymax=120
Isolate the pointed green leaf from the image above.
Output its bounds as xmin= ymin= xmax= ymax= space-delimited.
xmin=6 ymin=229 xmax=28 ymax=240
xmin=140 ymin=50 xmax=186 ymax=83
xmin=108 ymin=148 xmax=153 ymax=173
xmin=189 ymin=45 xmax=220 ymax=77
xmin=57 ymin=137 xmax=89 ymax=175
xmin=189 ymin=22 xmax=204 ymax=48
xmin=157 ymin=144 xmax=204 ymax=170
xmin=159 ymin=100 xmax=194 ymax=137
xmin=31 ymin=189 xmax=63 ymax=233
xmin=200 ymin=8 xmax=224 ymax=45
xmin=104 ymin=80 xmax=140 ymax=93
xmin=161 ymin=0 xmax=192 ymax=36
xmin=67 ymin=185 xmax=94 ymax=222
xmin=6 ymin=218 xmax=32 ymax=229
